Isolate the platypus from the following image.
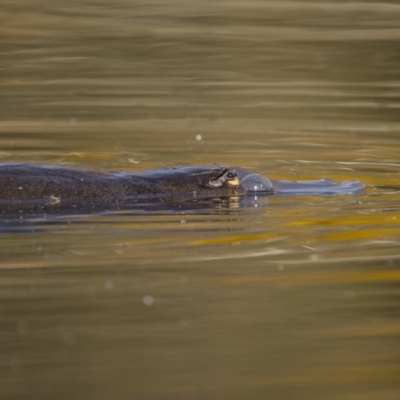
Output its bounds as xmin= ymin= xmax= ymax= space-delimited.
xmin=0 ymin=163 xmax=365 ymax=214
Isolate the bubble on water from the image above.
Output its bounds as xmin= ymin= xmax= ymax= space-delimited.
xmin=239 ymin=174 xmax=273 ymax=193
xmin=105 ymin=280 xmax=113 ymax=290
xmin=143 ymin=295 xmax=154 ymax=306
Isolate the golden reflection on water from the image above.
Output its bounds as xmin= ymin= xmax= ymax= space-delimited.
xmin=1 ymin=0 xmax=400 ymax=399
xmin=216 ymin=270 xmax=400 ymax=287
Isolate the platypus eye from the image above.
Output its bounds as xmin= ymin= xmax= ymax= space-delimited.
xmin=205 ymin=169 xmax=239 ymax=188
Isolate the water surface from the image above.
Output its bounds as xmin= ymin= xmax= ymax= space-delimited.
xmin=1 ymin=1 xmax=400 ymax=399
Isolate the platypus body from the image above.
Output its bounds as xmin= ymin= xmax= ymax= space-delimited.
xmin=0 ymin=164 xmax=240 ymax=201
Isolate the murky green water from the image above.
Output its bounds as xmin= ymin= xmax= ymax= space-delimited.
xmin=1 ymin=1 xmax=400 ymax=399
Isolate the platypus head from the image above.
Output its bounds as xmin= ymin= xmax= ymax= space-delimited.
xmin=147 ymin=166 xmax=240 ymax=196
xmin=202 ymin=168 xmax=240 ymax=189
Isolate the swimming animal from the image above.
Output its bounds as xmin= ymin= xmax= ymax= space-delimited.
xmin=0 ymin=163 xmax=365 ymax=214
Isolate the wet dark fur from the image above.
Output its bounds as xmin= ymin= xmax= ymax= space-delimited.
xmin=0 ymin=164 xmax=239 ymax=201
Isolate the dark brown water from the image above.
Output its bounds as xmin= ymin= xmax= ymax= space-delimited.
xmin=1 ymin=1 xmax=400 ymax=399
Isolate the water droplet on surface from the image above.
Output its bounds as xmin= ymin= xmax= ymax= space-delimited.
xmin=143 ymin=295 xmax=154 ymax=306
xmin=105 ymin=280 xmax=113 ymax=290
xmin=239 ymin=174 xmax=273 ymax=193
